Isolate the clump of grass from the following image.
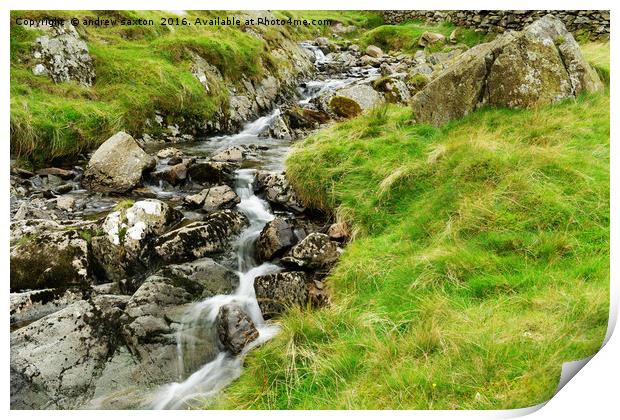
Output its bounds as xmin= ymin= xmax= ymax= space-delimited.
xmin=212 ymin=86 xmax=609 ymax=409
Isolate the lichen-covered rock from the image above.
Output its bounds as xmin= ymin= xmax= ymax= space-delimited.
xmin=154 ymin=210 xmax=247 ymax=264
xmin=149 ymin=163 xmax=187 ymax=186
xmin=10 ymin=295 xmax=129 ymax=409
xmin=216 ymin=304 xmax=259 ymax=355
xmin=91 ymin=199 xmax=182 ymax=282
xmin=254 ymin=271 xmax=309 ymax=319
xmin=411 ymin=15 xmax=603 ymax=126
xmin=255 ymin=171 xmax=305 ymax=212
xmin=82 ymin=132 xmax=156 ymax=193
xmin=10 ymin=288 xmax=86 ymax=327
xmin=185 ymin=185 xmax=240 ymax=212
xmin=10 ymin=229 xmax=91 ymax=291
xmin=31 ymin=22 xmax=95 ymax=86
xmin=284 ymin=106 xmax=331 ymax=130
xmin=373 ymin=76 xmax=412 ymax=104
xmin=256 ymin=217 xmax=296 ymax=262
xmin=281 ymin=233 xmax=342 ymax=269
xmin=156 ymin=147 xmax=183 ymax=160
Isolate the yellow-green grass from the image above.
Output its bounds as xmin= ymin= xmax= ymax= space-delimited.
xmin=212 ymin=77 xmax=610 ymax=407
xmin=10 ymin=10 xmax=381 ymax=165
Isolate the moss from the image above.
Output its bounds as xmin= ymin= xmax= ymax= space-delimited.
xmin=329 ymin=96 xmax=362 ymax=118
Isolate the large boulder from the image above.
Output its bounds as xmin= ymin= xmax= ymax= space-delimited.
xmin=156 ymin=258 xmax=239 ymax=298
xmin=187 ymin=160 xmax=236 ymax=184
xmin=211 ymin=145 xmax=246 ymax=162
xmin=418 ymin=32 xmax=446 ymax=47
xmin=365 ymin=45 xmax=384 ymax=58
xmin=411 ymin=15 xmax=603 ymax=126
xmin=10 ymin=295 xmax=129 ymax=409
xmin=216 ymin=304 xmax=259 ymax=355
xmin=10 ymin=288 xmax=85 ymax=327
xmin=10 ymin=229 xmax=91 ymax=291
xmin=281 ymin=233 xmax=342 ymax=270
xmin=82 ymin=132 xmax=156 ymax=193
xmin=154 ymin=210 xmax=247 ymax=264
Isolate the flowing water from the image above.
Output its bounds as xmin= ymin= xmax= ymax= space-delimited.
xmin=148 ymin=42 xmax=376 ymax=409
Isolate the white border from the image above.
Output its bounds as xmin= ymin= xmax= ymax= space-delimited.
xmin=2 ymin=1 xmax=617 ymax=418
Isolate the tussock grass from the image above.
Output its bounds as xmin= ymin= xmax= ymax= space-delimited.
xmin=212 ymin=86 xmax=609 ymax=409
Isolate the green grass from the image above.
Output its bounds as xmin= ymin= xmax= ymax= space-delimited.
xmin=212 ymin=56 xmax=610 ymax=408
xmin=359 ymin=21 xmax=490 ymax=53
xmin=10 ymin=10 xmax=382 ymax=165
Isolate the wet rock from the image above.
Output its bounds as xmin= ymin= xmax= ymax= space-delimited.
xmin=365 ymin=45 xmax=384 ymax=58
xmin=150 ymin=163 xmax=187 ymax=186
xmin=154 ymin=210 xmax=248 ymax=264
xmin=418 ymin=31 xmax=446 ymax=47
xmin=255 ymin=171 xmax=305 ymax=212
xmin=202 ymin=185 xmax=240 ymax=211
xmin=157 ymin=258 xmax=239 ymax=298
xmin=411 ymin=15 xmax=603 ymax=126
xmin=187 ymin=160 xmax=236 ymax=184
xmin=284 ymin=106 xmax=331 ymax=130
xmin=281 ymin=233 xmax=342 ymax=270
xmin=216 ymin=304 xmax=259 ymax=355
xmin=10 ymin=218 xmax=95 ymax=243
xmin=256 ymin=217 xmax=296 ymax=262
xmin=211 ymin=145 xmax=246 ymax=162
xmin=31 ymin=22 xmax=95 ymax=86
xmin=254 ymin=271 xmax=309 ymax=319
xmin=82 ymin=132 xmax=156 ymax=193
xmin=10 ymin=229 xmax=92 ymax=291
xmin=262 ymin=114 xmax=293 ymax=140
xmin=10 ymin=295 xmax=128 ymax=409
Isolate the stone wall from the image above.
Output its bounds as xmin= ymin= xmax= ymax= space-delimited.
xmin=381 ymin=10 xmax=610 ymax=39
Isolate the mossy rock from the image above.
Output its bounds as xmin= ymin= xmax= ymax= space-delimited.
xmin=329 ymin=96 xmax=362 ymax=118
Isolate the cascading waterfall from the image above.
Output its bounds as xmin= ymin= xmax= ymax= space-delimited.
xmin=150 ymin=42 xmax=371 ymax=409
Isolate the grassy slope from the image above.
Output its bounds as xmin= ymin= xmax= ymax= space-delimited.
xmin=10 ymin=10 xmax=381 ymax=165
xmin=212 ymin=46 xmax=610 ymax=409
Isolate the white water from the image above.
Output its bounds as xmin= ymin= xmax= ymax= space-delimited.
xmin=150 ymin=42 xmax=368 ymax=409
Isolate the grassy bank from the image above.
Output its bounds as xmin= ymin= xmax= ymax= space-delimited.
xmin=212 ymin=48 xmax=610 ymax=409
xmin=10 ymin=10 xmax=382 ymax=165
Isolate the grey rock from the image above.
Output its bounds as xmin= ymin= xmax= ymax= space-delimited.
xmin=254 ymin=271 xmax=309 ymax=319
xmin=255 ymin=171 xmax=305 ymax=212
xmin=281 ymin=232 xmax=342 ymax=269
xmin=256 ymin=217 xmax=296 ymax=262
xmin=216 ymin=304 xmax=259 ymax=355
xmin=82 ymin=132 xmax=156 ymax=193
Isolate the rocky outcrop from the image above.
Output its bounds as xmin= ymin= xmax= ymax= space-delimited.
xmin=10 ymin=288 xmax=86 ymax=327
xmin=329 ymin=84 xmax=383 ymax=115
xmin=411 ymin=15 xmax=603 ymax=126
xmin=11 ymin=295 xmax=129 ymax=409
xmin=156 ymin=258 xmax=239 ymax=298
xmin=216 ymin=304 xmax=259 ymax=355
xmin=82 ymin=132 xmax=156 ymax=193
xmin=154 ymin=210 xmax=247 ymax=264
xmin=31 ymin=22 xmax=95 ymax=86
